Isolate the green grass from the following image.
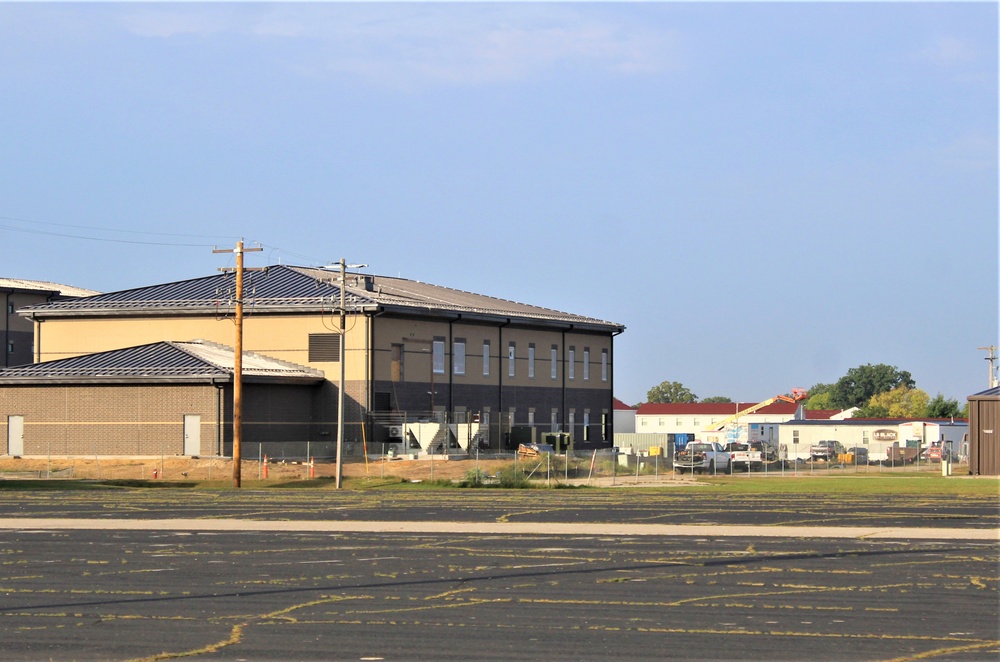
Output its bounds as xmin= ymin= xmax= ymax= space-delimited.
xmin=697 ymin=473 xmax=999 ymax=496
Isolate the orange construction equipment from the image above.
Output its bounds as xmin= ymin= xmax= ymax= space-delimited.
xmin=705 ymin=388 xmax=807 ymax=433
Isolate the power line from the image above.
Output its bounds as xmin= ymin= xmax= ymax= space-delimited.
xmin=0 ymin=214 xmax=238 ymax=241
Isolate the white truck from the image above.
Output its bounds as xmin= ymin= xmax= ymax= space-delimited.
xmin=726 ymin=442 xmax=762 ymax=472
xmin=673 ymin=441 xmax=732 ymax=474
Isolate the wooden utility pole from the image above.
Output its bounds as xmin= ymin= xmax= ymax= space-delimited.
xmin=214 ymin=240 xmax=263 ymax=488
xmin=979 ymin=346 xmax=999 ymax=388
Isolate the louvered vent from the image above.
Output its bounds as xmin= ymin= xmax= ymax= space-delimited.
xmin=308 ymin=333 xmax=340 ymax=362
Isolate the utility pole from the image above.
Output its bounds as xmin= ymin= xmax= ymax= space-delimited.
xmin=332 ymin=258 xmax=367 ymax=489
xmin=214 ymin=240 xmax=263 ymax=488
xmin=979 ymin=346 xmax=999 ymax=388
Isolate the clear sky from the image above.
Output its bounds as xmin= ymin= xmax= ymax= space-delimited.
xmin=1 ymin=2 xmax=996 ymax=406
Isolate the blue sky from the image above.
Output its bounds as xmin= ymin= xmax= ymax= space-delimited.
xmin=1 ymin=2 xmax=996 ymax=405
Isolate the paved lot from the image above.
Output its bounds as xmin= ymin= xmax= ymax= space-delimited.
xmin=0 ymin=490 xmax=997 ymax=529
xmin=0 ymin=490 xmax=997 ymax=661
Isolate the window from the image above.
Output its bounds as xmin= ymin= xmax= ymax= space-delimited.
xmin=862 ymin=431 xmax=870 ymax=445
xmin=568 ymin=347 xmax=575 ymax=380
xmin=551 ymin=410 xmax=559 ymax=432
xmin=432 ymin=338 xmax=445 ymax=374
xmin=6 ymin=303 xmax=13 ymax=314
xmin=693 ymin=418 xmax=700 ymax=426
xmin=569 ymin=411 xmax=575 ymax=434
xmin=7 ymin=342 xmax=12 ymax=354
xmin=551 ymin=345 xmax=558 ymax=380
xmin=676 ymin=418 xmax=682 ymax=426
xmin=793 ymin=430 xmax=800 ymax=445
xmin=583 ymin=411 xmax=590 ymax=441
xmin=483 ymin=340 xmax=490 ymax=376
xmin=508 ymin=342 xmax=516 ymax=377
xmin=528 ymin=409 xmax=535 ymax=427
xmin=601 ymin=349 xmax=608 ymax=381
xmin=308 ymin=333 xmax=340 ymax=362
xmin=583 ymin=348 xmax=590 ymax=381
xmin=601 ymin=413 xmax=608 ymax=440
xmin=453 ymin=339 xmax=466 ymax=375
xmin=528 ymin=344 xmax=535 ymax=379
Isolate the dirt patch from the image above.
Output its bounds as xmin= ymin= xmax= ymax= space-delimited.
xmin=0 ymin=455 xmax=515 ymax=483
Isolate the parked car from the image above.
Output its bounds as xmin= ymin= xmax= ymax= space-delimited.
xmin=846 ymin=447 xmax=869 ymax=464
xmin=809 ymin=439 xmax=845 ymax=462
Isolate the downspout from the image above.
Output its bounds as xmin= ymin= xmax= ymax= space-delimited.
xmin=3 ymin=292 xmax=9 ymax=368
xmin=498 ymin=318 xmax=510 ymax=449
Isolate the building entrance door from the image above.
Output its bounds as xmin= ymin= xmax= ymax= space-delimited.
xmin=7 ymin=415 xmax=24 ymax=455
xmin=183 ymin=415 xmax=201 ymax=456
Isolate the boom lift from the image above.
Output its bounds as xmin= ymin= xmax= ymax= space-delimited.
xmin=702 ymin=388 xmax=807 ymax=449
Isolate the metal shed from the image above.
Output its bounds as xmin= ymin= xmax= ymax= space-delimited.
xmin=967 ymin=386 xmax=999 ymax=476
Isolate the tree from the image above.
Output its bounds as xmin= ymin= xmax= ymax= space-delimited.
xmin=854 ymin=386 xmax=929 ymax=418
xmin=829 ymin=364 xmax=915 ymax=410
xmin=645 ymin=381 xmax=698 ymax=404
xmin=803 ymin=382 xmax=834 ymax=410
xmin=701 ymin=396 xmax=733 ymax=403
xmin=926 ymin=393 xmax=961 ymax=419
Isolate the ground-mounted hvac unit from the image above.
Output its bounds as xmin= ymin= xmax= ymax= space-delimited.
xmin=388 ymin=425 xmax=404 ymax=440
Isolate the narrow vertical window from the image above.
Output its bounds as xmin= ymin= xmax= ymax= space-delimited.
xmin=583 ymin=411 xmax=591 ymax=441
xmin=793 ymin=430 xmax=800 ymax=445
xmin=601 ymin=349 xmax=608 ymax=381
xmin=601 ymin=413 xmax=608 ymax=440
xmin=508 ymin=342 xmax=516 ymax=377
xmin=551 ymin=410 xmax=559 ymax=432
xmin=453 ymin=339 xmax=466 ymax=375
xmin=432 ymin=338 xmax=445 ymax=374
xmin=551 ymin=345 xmax=558 ymax=380
xmin=483 ymin=340 xmax=490 ymax=377
xmin=568 ymin=346 xmax=575 ymax=380
xmin=528 ymin=409 xmax=535 ymax=427
xmin=528 ymin=343 xmax=535 ymax=379
xmin=583 ymin=348 xmax=590 ymax=381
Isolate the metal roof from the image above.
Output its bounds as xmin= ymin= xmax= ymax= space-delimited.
xmin=0 ymin=278 xmax=99 ymax=297
xmin=0 ymin=340 xmax=324 ymax=384
xmin=18 ymin=265 xmax=623 ymax=331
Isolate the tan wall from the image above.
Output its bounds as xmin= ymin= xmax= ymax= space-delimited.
xmin=36 ymin=314 xmax=371 ymax=380
xmin=1 ymin=384 xmax=219 ymax=456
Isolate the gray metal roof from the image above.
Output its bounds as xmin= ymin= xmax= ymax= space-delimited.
xmin=0 ymin=339 xmax=324 ymax=384
xmin=18 ymin=265 xmax=623 ymax=331
xmin=0 ymin=277 xmax=99 ymax=297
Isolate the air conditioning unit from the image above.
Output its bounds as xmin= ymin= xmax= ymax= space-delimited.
xmin=388 ymin=425 xmax=403 ymax=440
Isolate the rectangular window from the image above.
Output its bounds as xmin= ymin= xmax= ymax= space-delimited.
xmin=676 ymin=418 xmax=682 ymax=426
xmin=7 ymin=342 xmax=12 ymax=354
xmin=528 ymin=344 xmax=535 ymax=379
xmin=693 ymin=418 xmax=700 ymax=426
xmin=601 ymin=413 xmax=608 ymax=440
xmin=551 ymin=410 xmax=559 ymax=432
xmin=453 ymin=339 xmax=466 ymax=375
xmin=6 ymin=303 xmax=13 ymax=314
xmin=483 ymin=340 xmax=490 ymax=377
xmin=508 ymin=342 xmax=516 ymax=377
xmin=601 ymin=349 xmax=608 ymax=381
xmin=432 ymin=338 xmax=445 ymax=374
xmin=528 ymin=409 xmax=535 ymax=427
xmin=551 ymin=345 xmax=558 ymax=380
xmin=568 ymin=346 xmax=575 ymax=380
xmin=583 ymin=412 xmax=590 ymax=441
xmin=308 ymin=333 xmax=340 ymax=362
xmin=862 ymin=431 xmax=870 ymax=445
xmin=569 ymin=411 xmax=575 ymax=435
xmin=583 ymin=348 xmax=590 ymax=381
xmin=793 ymin=430 xmax=800 ymax=445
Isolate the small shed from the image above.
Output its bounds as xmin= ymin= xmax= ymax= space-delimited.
xmin=967 ymin=386 xmax=1000 ymax=476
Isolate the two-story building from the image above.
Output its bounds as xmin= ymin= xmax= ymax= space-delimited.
xmin=2 ymin=265 xmax=624 ymax=459
xmin=0 ymin=278 xmax=97 ymax=368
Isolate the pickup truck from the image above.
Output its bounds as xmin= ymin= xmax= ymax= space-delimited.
xmin=674 ymin=441 xmax=732 ymax=474
xmin=726 ymin=442 xmax=763 ymax=472
xmin=809 ymin=439 xmax=845 ymax=462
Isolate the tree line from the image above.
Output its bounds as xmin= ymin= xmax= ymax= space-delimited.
xmin=642 ymin=363 xmax=966 ymax=419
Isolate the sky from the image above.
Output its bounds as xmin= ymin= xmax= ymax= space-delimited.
xmin=0 ymin=2 xmax=996 ymax=406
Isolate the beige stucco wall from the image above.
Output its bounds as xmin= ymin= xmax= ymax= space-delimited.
xmin=35 ymin=313 xmax=370 ymax=379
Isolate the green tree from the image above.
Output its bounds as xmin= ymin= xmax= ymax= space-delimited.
xmin=645 ymin=381 xmax=698 ymax=404
xmin=854 ymin=386 xmax=929 ymax=418
xmin=803 ymin=382 xmax=834 ymax=410
xmin=830 ymin=364 xmax=915 ymax=410
xmin=926 ymin=393 xmax=961 ymax=418
xmin=700 ymin=396 xmax=733 ymax=403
